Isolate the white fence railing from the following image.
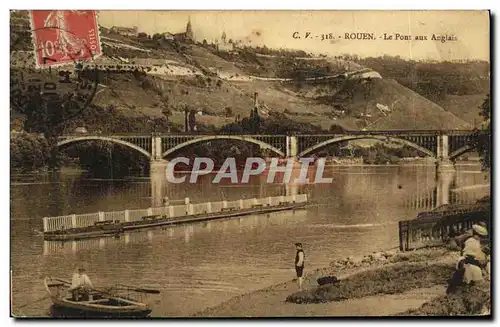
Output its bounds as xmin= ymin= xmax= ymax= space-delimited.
xmin=42 ymin=194 xmax=308 ymax=233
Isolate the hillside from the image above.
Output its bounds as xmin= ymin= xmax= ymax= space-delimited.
xmin=328 ymin=79 xmax=472 ymax=130
xmin=435 ymin=94 xmax=488 ymax=127
xmin=10 ymin=11 xmax=477 ymax=133
xmin=355 ymin=56 xmax=490 ymax=127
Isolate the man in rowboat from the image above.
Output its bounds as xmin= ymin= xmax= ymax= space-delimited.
xmin=69 ymin=266 xmax=93 ymax=301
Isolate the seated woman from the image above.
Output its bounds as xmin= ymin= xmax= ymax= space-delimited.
xmin=447 ymin=224 xmax=489 ymax=293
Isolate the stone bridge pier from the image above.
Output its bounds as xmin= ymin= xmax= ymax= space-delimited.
xmin=435 ymin=135 xmax=455 ymax=178
xmin=286 ymin=135 xmax=298 ymax=158
xmin=435 ymin=167 xmax=456 ymax=207
xmin=150 ymin=136 xmax=169 ymax=207
xmin=150 ymin=135 xmax=169 ymax=173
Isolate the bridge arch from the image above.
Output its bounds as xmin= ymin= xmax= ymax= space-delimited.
xmin=449 ymin=145 xmax=474 ymax=161
xmin=57 ymin=136 xmax=152 ymax=159
xmin=298 ymin=135 xmax=436 ymax=158
xmin=162 ymin=135 xmax=285 ymax=158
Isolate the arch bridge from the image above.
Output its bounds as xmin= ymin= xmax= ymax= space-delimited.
xmin=56 ymin=130 xmax=483 ymax=172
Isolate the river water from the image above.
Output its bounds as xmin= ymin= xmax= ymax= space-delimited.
xmin=10 ymin=164 xmax=489 ymax=317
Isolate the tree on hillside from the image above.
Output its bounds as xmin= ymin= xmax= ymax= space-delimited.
xmin=220 ymin=122 xmax=244 ymax=133
xmin=249 ymin=107 xmax=261 ymax=133
xmin=224 ymin=107 xmax=234 ymax=117
xmin=188 ymin=109 xmax=197 ymax=132
xmin=21 ymin=92 xmax=80 ymax=137
xmin=162 ymin=105 xmax=172 ymax=132
xmin=329 ymin=124 xmax=346 ymax=134
xmin=479 ymin=94 xmax=491 ymax=169
xmin=471 ymin=93 xmax=491 ymax=170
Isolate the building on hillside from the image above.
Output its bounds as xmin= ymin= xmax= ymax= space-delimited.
xmin=160 ymin=32 xmax=175 ymax=41
xmin=110 ymin=26 xmax=139 ymax=37
xmin=216 ymin=31 xmax=234 ymax=52
xmin=174 ymin=18 xmax=194 ymax=42
xmin=232 ymin=40 xmax=244 ymax=49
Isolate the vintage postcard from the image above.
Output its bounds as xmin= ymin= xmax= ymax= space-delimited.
xmin=10 ymin=10 xmax=491 ymax=318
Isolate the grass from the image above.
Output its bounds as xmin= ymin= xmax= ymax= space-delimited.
xmin=397 ymin=283 xmax=490 ymax=316
xmin=387 ymin=248 xmax=452 ymax=264
xmin=286 ymin=262 xmax=455 ymax=304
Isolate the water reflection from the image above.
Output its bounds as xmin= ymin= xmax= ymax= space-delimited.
xmin=11 ymin=164 xmax=487 ymax=222
xmin=11 ymin=164 xmax=490 ymax=317
xmin=42 ymin=209 xmax=309 ymax=256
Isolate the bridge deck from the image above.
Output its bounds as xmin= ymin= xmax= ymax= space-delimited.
xmin=59 ymin=130 xmax=481 ymax=138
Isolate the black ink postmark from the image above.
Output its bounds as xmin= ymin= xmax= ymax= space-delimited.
xmin=10 ymin=26 xmax=100 ymax=133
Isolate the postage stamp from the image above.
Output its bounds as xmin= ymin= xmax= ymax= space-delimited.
xmin=9 ymin=10 xmax=491 ymax=319
xmin=29 ymin=10 xmax=102 ymax=68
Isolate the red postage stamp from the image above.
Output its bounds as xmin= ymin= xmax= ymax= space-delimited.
xmin=29 ymin=10 xmax=102 ymax=68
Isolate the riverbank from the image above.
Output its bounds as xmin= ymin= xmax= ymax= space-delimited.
xmin=194 ymin=247 xmax=490 ymax=317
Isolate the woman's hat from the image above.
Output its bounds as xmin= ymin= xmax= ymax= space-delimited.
xmin=478 ymin=221 xmax=487 ymax=228
xmin=295 ymin=243 xmax=302 ymax=247
xmin=472 ymin=224 xmax=488 ymax=236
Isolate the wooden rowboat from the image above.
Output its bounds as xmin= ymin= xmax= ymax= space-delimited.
xmin=44 ymin=277 xmax=152 ymax=318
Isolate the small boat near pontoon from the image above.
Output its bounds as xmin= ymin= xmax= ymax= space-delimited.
xmin=44 ymin=277 xmax=152 ymax=318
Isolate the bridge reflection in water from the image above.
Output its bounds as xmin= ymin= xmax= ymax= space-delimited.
xmin=401 ymin=170 xmax=488 ymax=211
xmin=149 ymin=163 xmax=486 ymax=208
xmin=42 ymin=165 xmax=488 ymax=257
xmin=42 ymin=208 xmax=309 ymax=256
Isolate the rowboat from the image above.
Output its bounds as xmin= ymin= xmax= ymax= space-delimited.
xmin=44 ymin=277 xmax=152 ymax=318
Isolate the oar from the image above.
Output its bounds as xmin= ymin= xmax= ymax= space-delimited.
xmin=51 ymin=277 xmax=71 ymax=285
xmin=116 ymin=283 xmax=161 ymax=294
xmin=50 ymin=278 xmax=160 ymax=294
xmin=46 ymin=282 xmax=66 ymax=287
xmin=49 ymin=278 xmax=112 ymax=298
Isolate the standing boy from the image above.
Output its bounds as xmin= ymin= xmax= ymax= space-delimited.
xmin=294 ymin=243 xmax=305 ymax=290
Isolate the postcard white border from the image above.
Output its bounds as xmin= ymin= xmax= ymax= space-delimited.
xmin=3 ymin=1 xmax=498 ymax=326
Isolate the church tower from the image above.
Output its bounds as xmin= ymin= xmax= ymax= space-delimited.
xmin=185 ymin=17 xmax=193 ymax=40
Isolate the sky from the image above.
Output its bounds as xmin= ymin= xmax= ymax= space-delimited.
xmin=97 ymin=10 xmax=489 ymax=61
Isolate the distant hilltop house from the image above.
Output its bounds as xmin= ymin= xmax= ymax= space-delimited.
xmin=110 ymin=26 xmax=139 ymax=37
xmin=216 ymin=31 xmax=235 ymax=52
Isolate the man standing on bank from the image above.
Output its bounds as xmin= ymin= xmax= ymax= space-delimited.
xmin=294 ymin=243 xmax=305 ymax=290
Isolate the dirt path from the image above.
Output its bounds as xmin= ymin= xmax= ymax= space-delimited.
xmin=196 ymin=250 xmax=459 ymax=317
xmin=197 ymin=282 xmax=446 ymax=317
